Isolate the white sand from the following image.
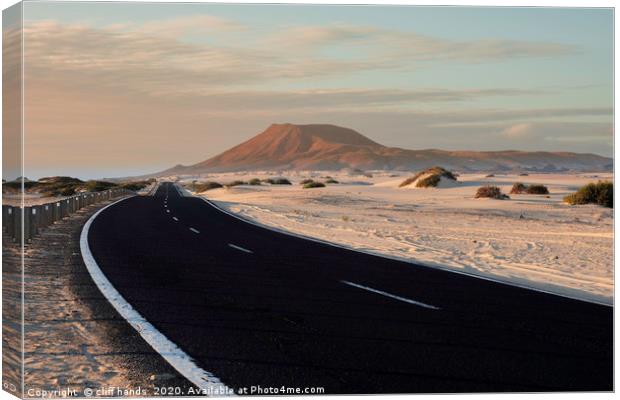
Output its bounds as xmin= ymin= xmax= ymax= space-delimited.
xmin=177 ymin=171 xmax=613 ymax=305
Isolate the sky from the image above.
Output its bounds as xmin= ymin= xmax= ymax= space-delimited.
xmin=4 ymin=2 xmax=614 ymax=178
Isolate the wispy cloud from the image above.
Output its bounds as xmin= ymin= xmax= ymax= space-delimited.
xmin=501 ymin=123 xmax=534 ymax=138
xmin=23 ymin=17 xmax=578 ymax=101
xmin=271 ymin=24 xmax=579 ymax=62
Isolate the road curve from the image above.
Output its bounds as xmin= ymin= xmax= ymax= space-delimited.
xmin=85 ymin=182 xmax=612 ymax=394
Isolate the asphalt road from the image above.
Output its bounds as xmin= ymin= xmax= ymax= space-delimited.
xmin=86 ymin=182 xmax=613 ymax=394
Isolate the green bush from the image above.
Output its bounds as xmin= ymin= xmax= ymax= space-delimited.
xmin=225 ymin=180 xmax=246 ymax=187
xmin=564 ymin=181 xmax=613 ymax=208
xmin=475 ymin=185 xmax=509 ymax=200
xmin=248 ymin=178 xmax=261 ymax=185
xmin=84 ymin=180 xmax=118 ymax=192
xmin=266 ymin=178 xmax=291 ymax=185
xmin=510 ymin=182 xmax=527 ymax=194
xmin=510 ymin=182 xmax=550 ymax=195
xmin=194 ymin=181 xmax=223 ymax=192
xmin=526 ymin=184 xmax=549 ymax=195
xmin=325 ymin=178 xmax=339 ymax=184
xmin=120 ymin=180 xmax=151 ymax=191
xmin=303 ymin=181 xmax=326 ymax=189
xmin=416 ymin=175 xmax=440 ymax=188
xmin=58 ymin=187 xmax=77 ymax=196
xmin=300 ymin=179 xmax=314 ymax=185
xmin=399 ymin=166 xmax=456 ymax=188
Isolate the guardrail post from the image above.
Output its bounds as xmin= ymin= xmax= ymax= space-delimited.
xmin=23 ymin=207 xmax=32 ymax=242
xmin=3 ymin=206 xmax=16 ymax=240
xmin=13 ymin=207 xmax=22 ymax=243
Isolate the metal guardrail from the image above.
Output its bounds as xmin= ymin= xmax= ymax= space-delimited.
xmin=2 ymin=188 xmax=133 ymax=243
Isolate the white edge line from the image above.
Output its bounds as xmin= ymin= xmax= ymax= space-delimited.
xmin=341 ymin=280 xmax=439 ymax=310
xmin=228 ymin=243 xmax=253 ymax=254
xmin=80 ymin=196 xmax=233 ymax=395
xmin=192 ymin=188 xmax=611 ymax=308
xmin=173 ymin=217 xmax=179 ymax=221
xmin=190 ymin=227 xmax=200 ymax=234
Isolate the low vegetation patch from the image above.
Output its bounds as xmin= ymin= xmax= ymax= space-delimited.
xmin=510 ymin=182 xmax=527 ymax=194
xmin=303 ymin=181 xmax=326 ymax=189
xmin=194 ymin=181 xmax=223 ymax=192
xmin=225 ymin=180 xmax=246 ymax=188
xmin=526 ymin=184 xmax=549 ymax=195
xmin=475 ymin=185 xmax=509 ymax=200
xmin=399 ymin=166 xmax=457 ymax=188
xmin=299 ymin=179 xmax=314 ymax=185
xmin=564 ymin=181 xmax=613 ymax=208
xmin=119 ymin=180 xmax=152 ymax=191
xmin=325 ymin=178 xmax=339 ymax=184
xmin=248 ymin=178 xmax=261 ymax=185
xmin=510 ymin=182 xmax=549 ymax=195
xmin=2 ymin=175 xmax=153 ymax=196
xmin=84 ymin=180 xmax=117 ymax=192
xmin=263 ymin=178 xmax=292 ymax=185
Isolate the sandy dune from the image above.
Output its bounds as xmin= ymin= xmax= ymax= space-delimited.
xmin=177 ymin=171 xmax=613 ymax=305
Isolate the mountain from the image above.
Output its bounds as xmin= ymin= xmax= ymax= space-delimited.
xmin=158 ymin=123 xmax=612 ymax=175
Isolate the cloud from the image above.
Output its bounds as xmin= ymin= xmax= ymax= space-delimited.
xmin=272 ymin=24 xmax=578 ymax=62
xmin=164 ymin=87 xmax=543 ymax=113
xmin=501 ymin=123 xmax=534 ymax=138
xmin=126 ymin=15 xmax=243 ymax=37
xmin=22 ymin=17 xmax=579 ymax=102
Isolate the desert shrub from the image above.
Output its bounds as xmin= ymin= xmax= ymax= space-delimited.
xmin=417 ymin=175 xmax=442 ymax=188
xmin=526 ymin=184 xmax=549 ymax=195
xmin=475 ymin=185 xmax=509 ymax=200
xmin=325 ymin=178 xmax=339 ymax=184
xmin=58 ymin=187 xmax=77 ymax=196
xmin=272 ymin=178 xmax=292 ymax=185
xmin=510 ymin=182 xmax=527 ymax=194
xmin=248 ymin=178 xmax=261 ymax=185
xmin=84 ymin=180 xmax=117 ymax=192
xmin=303 ymin=181 xmax=326 ymax=189
xmin=38 ymin=176 xmax=83 ymax=184
xmin=3 ymin=181 xmax=26 ymax=190
xmin=564 ymin=181 xmax=613 ymax=208
xmin=120 ymin=180 xmax=151 ymax=191
xmin=194 ymin=181 xmax=223 ymax=192
xmin=225 ymin=180 xmax=246 ymax=187
xmin=519 ymin=173 xmax=529 ymax=176
xmin=3 ymin=180 xmax=40 ymax=191
xmin=485 ymin=174 xmax=495 ymax=178
xmin=300 ymin=179 xmax=314 ymax=185
xmin=120 ymin=183 xmax=145 ymax=191
xmin=398 ymin=177 xmax=417 ymax=187
xmin=399 ymin=166 xmax=456 ymax=188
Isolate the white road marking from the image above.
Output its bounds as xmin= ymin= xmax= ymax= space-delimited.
xmin=172 ymin=217 xmax=179 ymax=221
xmin=166 ymin=210 xmax=170 ymax=213
xmin=228 ymin=243 xmax=253 ymax=254
xmin=340 ymin=280 xmax=440 ymax=310
xmin=80 ymin=198 xmax=232 ymax=393
xmin=189 ymin=228 xmax=200 ymax=234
